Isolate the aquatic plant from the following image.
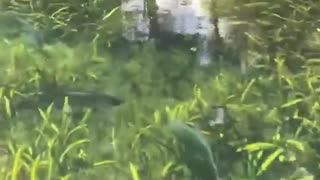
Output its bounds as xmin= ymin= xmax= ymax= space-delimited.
xmin=0 ymin=0 xmax=319 ymax=180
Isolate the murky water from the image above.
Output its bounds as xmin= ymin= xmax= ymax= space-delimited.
xmin=1 ymin=1 xmax=320 ymax=179
xmin=121 ymin=0 xmax=231 ymax=65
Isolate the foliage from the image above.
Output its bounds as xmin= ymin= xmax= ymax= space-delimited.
xmin=0 ymin=0 xmax=122 ymax=45
xmin=210 ymin=0 xmax=320 ymax=72
xmin=0 ymin=0 xmax=320 ymax=180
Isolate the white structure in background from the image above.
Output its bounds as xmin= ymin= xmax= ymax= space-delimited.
xmin=121 ymin=0 xmax=150 ymax=41
xmin=156 ymin=0 xmax=213 ymax=35
xmin=121 ymin=0 xmax=231 ymax=65
xmin=156 ymin=0 xmax=216 ymax=65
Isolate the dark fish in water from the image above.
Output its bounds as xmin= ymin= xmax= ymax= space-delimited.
xmin=14 ymin=90 xmax=124 ymax=111
xmin=168 ymin=121 xmax=221 ymax=180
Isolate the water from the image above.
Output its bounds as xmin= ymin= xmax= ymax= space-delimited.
xmin=1 ymin=1 xmax=319 ymax=180
xmin=121 ymin=0 xmax=230 ymax=65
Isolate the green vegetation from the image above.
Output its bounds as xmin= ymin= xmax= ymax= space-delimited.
xmin=0 ymin=0 xmax=320 ymax=179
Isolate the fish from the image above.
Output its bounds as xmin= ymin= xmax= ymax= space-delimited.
xmin=168 ymin=121 xmax=221 ymax=180
xmin=13 ymin=90 xmax=124 ymax=112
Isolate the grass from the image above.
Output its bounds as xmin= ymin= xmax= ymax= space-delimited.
xmin=0 ymin=0 xmax=320 ymax=179
xmin=0 ymin=39 xmax=319 ymax=179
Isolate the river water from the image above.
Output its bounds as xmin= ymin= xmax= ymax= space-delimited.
xmin=121 ymin=0 xmax=232 ymax=65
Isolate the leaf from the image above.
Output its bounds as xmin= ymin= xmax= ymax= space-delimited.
xmin=129 ymin=162 xmax=140 ymax=180
xmin=241 ymin=79 xmax=256 ymax=102
xmin=102 ymin=7 xmax=120 ymax=20
xmin=65 ymin=124 xmax=88 ymax=144
xmin=86 ymin=71 xmax=98 ymax=80
xmin=243 ymin=2 xmax=270 ymax=8
xmin=59 ymin=139 xmax=90 ymax=163
xmin=12 ymin=146 xmax=25 ymax=180
xmin=30 ymin=156 xmax=41 ymax=180
xmin=256 ymin=19 xmax=272 ymax=26
xmin=306 ymin=59 xmax=320 ymax=66
xmin=228 ymin=20 xmax=250 ymax=25
xmin=4 ymin=96 xmax=12 ymax=118
xmin=237 ymin=142 xmax=277 ymax=152
xmin=111 ymin=127 xmax=117 ymax=152
xmin=286 ymin=139 xmax=305 ymax=152
xmin=282 ymin=77 xmax=293 ymax=89
xmin=257 ymin=148 xmax=284 ymax=176
xmin=50 ymin=7 xmax=69 ymax=19
xmin=94 ymin=160 xmax=116 ymax=166
xmin=62 ymin=96 xmax=72 ymax=115
xmin=38 ymin=108 xmax=49 ymax=123
xmin=257 ymin=150 xmax=264 ymax=160
xmin=50 ymin=123 xmax=60 ymax=134
xmin=153 ymin=111 xmax=161 ymax=124
xmin=45 ymin=103 xmax=54 ymax=116
xmin=161 ymin=162 xmax=174 ymax=177
xmin=301 ymin=118 xmax=320 ymax=130
xmin=265 ymin=108 xmax=280 ymax=124
xmin=281 ymin=99 xmax=303 ymax=108
xmin=0 ymin=87 xmax=3 ymax=100
xmin=244 ymin=32 xmax=264 ymax=46
xmin=270 ymin=13 xmax=300 ymax=23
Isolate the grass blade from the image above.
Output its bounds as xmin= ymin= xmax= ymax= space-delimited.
xmin=129 ymin=162 xmax=140 ymax=180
